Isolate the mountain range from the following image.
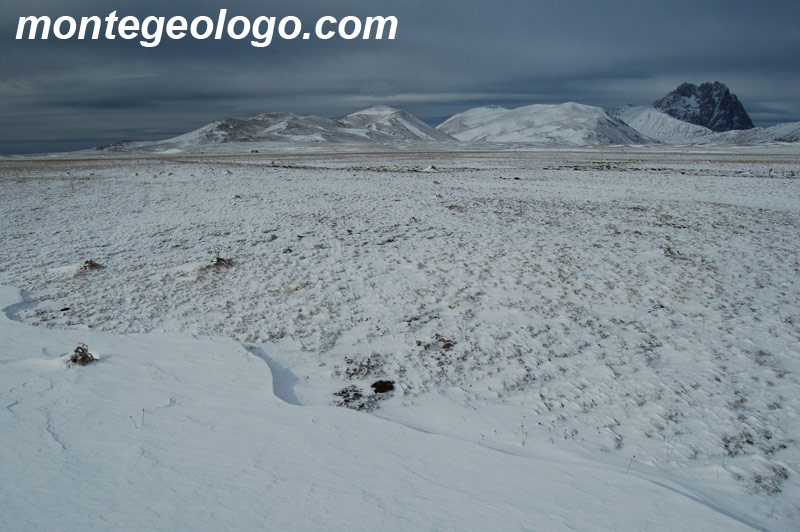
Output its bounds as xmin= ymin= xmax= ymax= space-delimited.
xmin=99 ymin=83 xmax=799 ymax=152
xmin=146 ymin=105 xmax=452 ymax=147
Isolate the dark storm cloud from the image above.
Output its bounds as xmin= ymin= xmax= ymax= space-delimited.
xmin=2 ymin=0 xmax=798 ymax=153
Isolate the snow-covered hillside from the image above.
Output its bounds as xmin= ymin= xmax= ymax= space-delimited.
xmin=0 ymin=285 xmax=764 ymax=531
xmin=612 ymin=106 xmax=800 ymax=145
xmin=706 ymin=122 xmax=800 ymax=144
xmin=100 ymin=106 xmax=456 ymax=152
xmin=433 ymin=104 xmax=508 ymax=136
xmin=2 ymin=146 xmax=799 ymax=530
xmin=611 ymin=105 xmax=714 ymax=143
xmin=340 ymin=105 xmax=455 ymax=142
xmin=437 ymin=103 xmax=652 ymax=145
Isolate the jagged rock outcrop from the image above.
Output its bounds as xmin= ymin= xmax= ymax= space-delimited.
xmin=653 ymin=82 xmax=754 ymax=132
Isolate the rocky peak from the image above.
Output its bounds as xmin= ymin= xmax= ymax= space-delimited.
xmin=653 ymin=81 xmax=754 ymax=132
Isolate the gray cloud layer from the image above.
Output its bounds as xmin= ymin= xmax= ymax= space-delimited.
xmin=2 ymin=0 xmax=798 ymax=153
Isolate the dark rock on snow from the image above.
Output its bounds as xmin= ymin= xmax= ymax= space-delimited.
xmin=653 ymin=82 xmax=754 ymax=132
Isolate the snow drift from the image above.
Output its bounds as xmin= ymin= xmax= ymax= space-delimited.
xmin=0 ymin=284 xmax=761 ymax=532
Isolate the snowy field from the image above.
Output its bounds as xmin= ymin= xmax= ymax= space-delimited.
xmin=1 ymin=145 xmax=799 ymax=530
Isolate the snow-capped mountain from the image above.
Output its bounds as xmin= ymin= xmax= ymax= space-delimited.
xmin=611 ymin=105 xmax=714 ymax=144
xmin=434 ymin=104 xmax=508 ymax=137
xmin=166 ymin=112 xmax=370 ymax=145
xmin=653 ymin=82 xmax=754 ymax=132
xmin=172 ymin=106 xmax=457 ymax=145
xmin=103 ymin=106 xmax=457 ymax=151
xmin=95 ymin=91 xmax=798 ymax=153
xmin=437 ymin=103 xmax=652 ymax=145
xmin=340 ymin=105 xmax=455 ymax=142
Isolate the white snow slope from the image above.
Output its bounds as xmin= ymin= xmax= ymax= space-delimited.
xmin=340 ymin=105 xmax=456 ymax=142
xmin=612 ymin=106 xmax=800 ymax=145
xmin=611 ymin=105 xmax=714 ymax=143
xmin=437 ymin=103 xmax=652 ymax=145
xmin=1 ymin=146 xmax=799 ymax=531
xmin=0 ymin=285 xmax=760 ymax=532
xmin=707 ymin=122 xmax=800 ymax=144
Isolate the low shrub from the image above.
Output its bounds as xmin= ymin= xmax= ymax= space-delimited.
xmin=67 ymin=343 xmax=97 ymax=367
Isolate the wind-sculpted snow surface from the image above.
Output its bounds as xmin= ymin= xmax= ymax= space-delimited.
xmin=1 ymin=146 xmax=799 ymax=530
xmin=0 ymin=285 xmax=763 ymax=531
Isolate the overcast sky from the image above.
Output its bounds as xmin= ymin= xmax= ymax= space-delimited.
xmin=2 ymin=0 xmax=798 ymax=153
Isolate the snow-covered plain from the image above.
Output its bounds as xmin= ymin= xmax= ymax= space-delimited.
xmin=1 ymin=145 xmax=799 ymax=531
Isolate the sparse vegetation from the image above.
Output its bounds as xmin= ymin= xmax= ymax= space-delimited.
xmin=334 ymin=385 xmax=378 ymax=411
xmin=67 ymin=343 xmax=97 ymax=367
xmin=334 ymin=380 xmax=395 ymax=411
xmin=199 ymin=254 xmax=234 ymax=275
xmin=77 ymin=259 xmax=103 ymax=275
xmin=751 ymin=465 xmax=790 ymax=495
xmin=2 ymin=149 xmax=798 ymax=522
xmin=337 ymin=354 xmax=384 ymax=380
xmin=212 ymin=256 xmax=234 ymax=267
